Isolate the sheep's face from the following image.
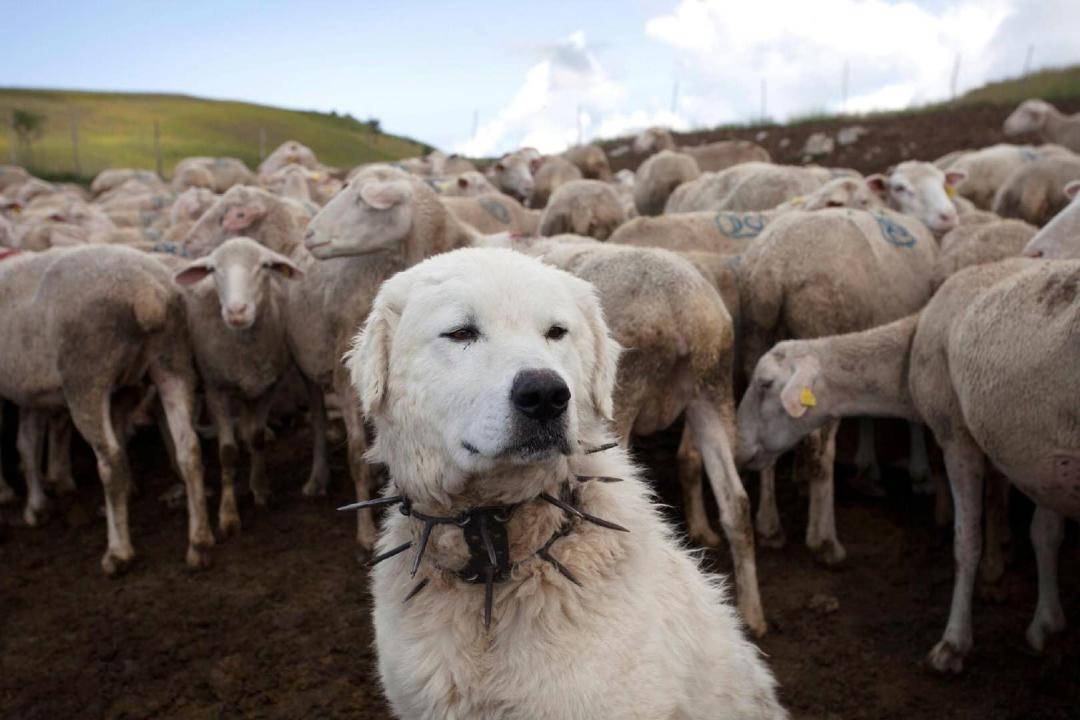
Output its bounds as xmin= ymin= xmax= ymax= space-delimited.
xmin=488 ymin=155 xmax=534 ymax=203
xmin=174 ymin=237 xmax=301 ymax=329
xmin=304 ymin=177 xmax=414 ymax=259
xmin=1004 ymin=100 xmax=1051 ymax=136
xmin=802 ymin=178 xmax=880 ymax=211
xmin=869 ymin=162 xmax=964 ymax=234
xmin=736 ymin=346 xmax=825 ymax=471
xmin=632 ymin=127 xmax=674 ymax=155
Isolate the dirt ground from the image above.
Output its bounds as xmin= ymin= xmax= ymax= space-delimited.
xmin=1 ymin=419 xmax=1078 ymax=720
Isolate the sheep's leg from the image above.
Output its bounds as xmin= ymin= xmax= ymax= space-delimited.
xmin=151 ymin=366 xmax=214 ymax=569
xmin=798 ymin=420 xmax=845 ymax=565
xmin=67 ymin=391 xmax=136 ymax=574
xmin=686 ymin=398 xmax=766 ymax=637
xmin=978 ymin=471 xmax=1009 ymax=599
xmin=205 ymin=391 xmax=240 ymax=537
xmin=932 ymin=461 xmax=952 ymax=528
xmin=45 ymin=413 xmax=76 ymax=494
xmin=907 ymin=422 xmax=932 ymax=492
xmin=755 ymin=464 xmax=785 ymax=548
xmin=340 ymin=384 xmax=377 ymax=551
xmin=301 ymin=377 xmax=331 ymax=497
xmin=239 ymin=393 xmax=274 ymax=507
xmin=17 ymin=408 xmax=50 ymax=526
xmin=1026 ymin=506 xmax=1066 ymax=652
xmin=676 ymin=424 xmax=721 ymax=547
xmin=850 ymin=417 xmax=885 ymax=497
xmin=928 ymin=436 xmax=985 ymax=673
xmin=0 ymin=407 xmax=14 ymax=506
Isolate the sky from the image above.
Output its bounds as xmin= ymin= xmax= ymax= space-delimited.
xmin=4 ymin=0 xmax=1080 ymax=156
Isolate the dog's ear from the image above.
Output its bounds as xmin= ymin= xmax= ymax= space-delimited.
xmin=575 ymin=280 xmax=621 ymax=421
xmin=347 ymin=294 xmax=397 ymax=415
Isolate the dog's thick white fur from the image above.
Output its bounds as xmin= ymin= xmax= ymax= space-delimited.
xmin=348 ymin=247 xmax=786 ymax=720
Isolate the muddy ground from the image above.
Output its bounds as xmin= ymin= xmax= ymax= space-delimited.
xmin=1 ymin=419 xmax=1077 ymax=720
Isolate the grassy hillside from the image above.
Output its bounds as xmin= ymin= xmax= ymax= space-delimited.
xmin=0 ymin=88 xmax=430 ymax=182
xmin=959 ymin=65 xmax=1080 ymax=105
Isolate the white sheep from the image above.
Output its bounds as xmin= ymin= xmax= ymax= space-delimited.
xmin=441 ymin=193 xmax=541 ymax=235
xmin=992 ymin=155 xmax=1080 ymax=226
xmin=172 ymin=157 xmax=257 ymax=193
xmin=943 ymin=143 xmax=1073 ymax=209
xmin=633 ymin=150 xmax=701 ymax=216
xmin=866 ymin=161 xmax=967 ymax=235
xmin=530 ymin=156 xmax=582 ymax=208
xmin=1003 ymin=99 xmax=1080 ymax=153
xmin=258 ymin=140 xmax=320 ymax=178
xmin=561 ymin=144 xmax=612 ymax=181
xmin=666 ymin=162 xmax=838 ymax=213
xmin=538 ymin=180 xmax=627 ymax=240
xmin=485 ymin=151 xmax=537 ymax=203
xmin=632 ymin=128 xmax=770 ymax=170
xmin=1022 ymin=180 xmax=1080 ymax=259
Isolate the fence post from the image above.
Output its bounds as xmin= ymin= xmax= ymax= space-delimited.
xmin=70 ymin=110 xmax=81 ymax=177
xmin=153 ymin=121 xmax=163 ymax=178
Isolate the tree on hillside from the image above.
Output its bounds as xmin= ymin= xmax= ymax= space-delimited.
xmin=12 ymin=108 xmax=46 ymax=164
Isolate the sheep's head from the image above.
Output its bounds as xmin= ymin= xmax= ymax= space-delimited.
xmin=736 ymin=343 xmax=826 ymax=470
xmin=487 ymin=153 xmax=535 ymax=203
xmin=1004 ymin=99 xmax=1054 ymax=136
xmin=868 ymin=161 xmax=964 ymax=235
xmin=632 ymin=127 xmax=675 ymax=155
xmin=174 ymin=236 xmax=302 ymax=329
xmin=1022 ymin=180 xmax=1080 ymax=259
xmin=304 ymin=170 xmax=417 ymax=260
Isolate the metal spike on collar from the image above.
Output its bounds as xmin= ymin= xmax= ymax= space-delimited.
xmin=369 ymin=541 xmax=412 ymax=567
xmin=411 ymin=518 xmax=436 ymax=577
xmin=575 ymin=474 xmax=624 ymax=483
xmin=338 ymin=495 xmax=404 ymax=512
xmin=540 ymin=491 xmax=630 ymax=533
xmin=403 ymin=577 xmax=429 ymax=604
xmin=483 ymin=565 xmax=495 ymax=631
xmin=538 ymin=547 xmax=581 ymax=587
xmin=582 ymin=442 xmax=618 ymax=455
xmin=479 ymin=514 xmax=498 ymax=567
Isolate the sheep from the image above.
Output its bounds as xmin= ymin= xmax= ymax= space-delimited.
xmin=734 ymin=257 xmax=1078 ymax=671
xmin=633 ymin=150 xmax=701 ymax=216
xmin=737 ymin=208 xmax=938 ymax=563
xmin=172 ymin=157 xmax=257 ymax=193
xmin=303 ymin=208 xmax=768 ymax=636
xmin=441 ymin=192 xmax=541 ymax=235
xmin=440 ymin=154 xmax=478 ymax=175
xmin=631 ymin=128 xmax=771 ymax=170
xmin=611 ymin=168 xmax=638 ymax=219
xmin=992 ymin=155 xmax=1080 ymax=226
xmin=538 ymin=179 xmax=627 ymax=240
xmin=297 ymin=168 xmax=477 ymax=546
xmin=530 ymin=156 xmax=582 ymax=208
xmin=1003 ymin=99 xmax=1080 ymax=153
xmin=632 ymin=126 xmax=678 ymax=154
xmin=171 ymin=237 xmax=303 ymax=535
xmin=562 ymin=143 xmax=612 ymax=181
xmin=0 ymin=214 xmax=14 ymax=248
xmin=485 ymin=150 xmax=537 ymax=203
xmin=931 ymin=218 xmax=1037 ymax=289
xmin=0 ymin=165 xmax=32 ymax=195
xmin=1022 ymin=180 xmax=1080 ymax=259
xmin=90 ymin=168 xmax=163 ymax=197
xmin=183 ymin=186 xmax=308 ymax=258
xmin=258 ymin=140 xmax=320 ymax=178
xmin=866 ymin=161 xmax=967 ymax=235
xmin=438 ymin=170 xmax=499 ymax=197
xmin=0 ymin=245 xmax=213 ymax=573
xmin=665 ymin=162 xmax=837 ymax=213
xmin=944 ymin=143 xmax=1073 ymax=209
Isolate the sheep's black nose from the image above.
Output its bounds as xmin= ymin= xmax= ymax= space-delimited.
xmin=511 ymin=369 xmax=570 ymax=422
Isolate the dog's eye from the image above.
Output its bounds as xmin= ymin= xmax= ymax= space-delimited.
xmin=545 ymin=325 xmax=568 ymax=341
xmin=441 ymin=325 xmax=479 ymax=343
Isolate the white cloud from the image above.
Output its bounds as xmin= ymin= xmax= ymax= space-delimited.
xmin=455 ymin=32 xmax=681 ymax=157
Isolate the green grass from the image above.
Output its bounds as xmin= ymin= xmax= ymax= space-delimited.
xmin=0 ymin=88 xmax=430 ymax=183
xmin=959 ymin=65 xmax=1080 ymax=105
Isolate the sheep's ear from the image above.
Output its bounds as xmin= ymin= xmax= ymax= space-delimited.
xmin=575 ymin=279 xmax=620 ymax=421
xmin=174 ymin=259 xmax=214 ymax=285
xmin=261 ymin=249 xmax=304 ymax=281
xmin=457 ymin=176 xmax=469 ymax=189
xmin=494 ymin=162 xmax=506 ymax=172
xmin=945 ymin=171 xmax=967 ymax=189
xmin=1064 ymin=180 xmax=1080 ymax=201
xmin=359 ymin=180 xmax=412 ymax=211
xmin=529 ymin=157 xmax=544 ymax=174
xmin=778 ymin=357 xmax=820 ymax=419
xmin=866 ymin=174 xmax=888 ymax=198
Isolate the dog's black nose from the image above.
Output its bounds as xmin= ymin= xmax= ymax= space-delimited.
xmin=511 ymin=369 xmax=570 ymax=421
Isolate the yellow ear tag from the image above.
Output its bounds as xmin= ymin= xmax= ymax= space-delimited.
xmin=800 ymin=387 xmax=817 ymax=408
xmin=790 ymin=195 xmax=806 ymax=206
xmin=945 ymin=184 xmax=956 ymax=198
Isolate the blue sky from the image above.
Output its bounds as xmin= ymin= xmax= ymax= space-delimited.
xmin=5 ymin=1 xmax=1080 ymax=155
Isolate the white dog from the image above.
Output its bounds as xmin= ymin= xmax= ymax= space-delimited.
xmin=346 ymin=247 xmax=786 ymax=720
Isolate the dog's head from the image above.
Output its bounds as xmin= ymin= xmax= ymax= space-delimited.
xmin=348 ymin=247 xmax=620 ymax=503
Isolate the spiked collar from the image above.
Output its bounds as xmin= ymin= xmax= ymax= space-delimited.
xmin=339 ymin=443 xmax=627 ymax=630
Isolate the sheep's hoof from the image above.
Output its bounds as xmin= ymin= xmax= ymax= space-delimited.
xmin=301 ymin=478 xmax=328 ymax=498
xmin=219 ymin=514 xmax=242 ymax=539
xmin=101 ymin=548 xmax=135 ymax=576
xmin=742 ymin=609 xmax=768 ymax=639
xmin=23 ymin=502 xmax=52 ymax=528
xmin=810 ymin=539 xmax=847 ymax=566
xmin=186 ymin=544 xmax=213 ymax=571
xmin=757 ymin=527 xmax=787 ymax=549
xmin=690 ymin=527 xmax=723 ymax=548
xmin=927 ymin=640 xmax=966 ymax=674
xmin=1026 ymin=615 xmax=1066 ymax=653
